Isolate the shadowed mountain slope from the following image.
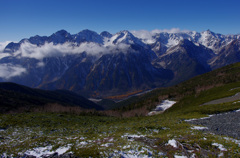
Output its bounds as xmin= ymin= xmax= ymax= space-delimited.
xmin=0 ymin=82 xmax=103 ymax=113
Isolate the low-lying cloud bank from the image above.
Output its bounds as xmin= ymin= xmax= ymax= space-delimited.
xmin=0 ymin=63 xmax=27 ymax=79
xmin=0 ymin=40 xmax=132 ymax=79
xmin=2 ymin=28 xmax=189 ymax=60
xmin=0 ymin=41 xmax=11 ymax=52
xmin=131 ymin=28 xmax=190 ymax=44
xmin=0 ymin=41 xmax=12 ymax=59
xmin=13 ymin=42 xmax=131 ymax=60
xmin=0 ymin=28 xmax=189 ymax=79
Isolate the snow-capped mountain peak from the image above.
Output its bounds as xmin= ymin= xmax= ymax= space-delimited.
xmin=132 ymin=29 xmax=239 ymax=53
xmin=112 ymin=31 xmax=131 ymax=44
xmin=105 ymin=30 xmax=146 ymax=47
xmin=197 ymin=30 xmax=234 ymax=52
xmin=103 ymin=31 xmax=132 ymax=46
xmin=1 ymin=29 xmax=240 ymax=97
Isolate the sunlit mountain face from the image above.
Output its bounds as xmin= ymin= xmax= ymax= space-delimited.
xmin=1 ymin=29 xmax=240 ymax=97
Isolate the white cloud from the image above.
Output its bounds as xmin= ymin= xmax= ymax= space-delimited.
xmin=0 ymin=63 xmax=27 ymax=79
xmin=13 ymin=41 xmax=131 ymax=60
xmin=0 ymin=41 xmax=11 ymax=52
xmin=0 ymin=52 xmax=11 ymax=59
xmin=36 ymin=61 xmax=45 ymax=67
xmin=13 ymin=42 xmax=104 ymax=59
xmin=107 ymin=43 xmax=131 ymax=53
xmin=77 ymin=42 xmax=108 ymax=55
xmin=131 ymin=28 xmax=190 ymax=44
xmin=0 ymin=41 xmax=12 ymax=59
xmin=131 ymin=30 xmax=156 ymax=44
xmin=151 ymin=28 xmax=189 ymax=34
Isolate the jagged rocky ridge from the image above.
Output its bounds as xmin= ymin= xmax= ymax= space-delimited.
xmin=0 ymin=29 xmax=240 ymax=97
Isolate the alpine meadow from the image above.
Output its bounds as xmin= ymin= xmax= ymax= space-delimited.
xmin=0 ymin=0 xmax=240 ymax=157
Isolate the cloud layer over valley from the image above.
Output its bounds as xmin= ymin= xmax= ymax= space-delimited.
xmin=0 ymin=39 xmax=131 ymax=79
xmin=0 ymin=63 xmax=27 ymax=79
xmin=12 ymin=41 xmax=131 ymax=60
xmin=131 ymin=28 xmax=190 ymax=44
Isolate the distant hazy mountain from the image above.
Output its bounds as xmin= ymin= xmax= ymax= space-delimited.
xmin=0 ymin=29 xmax=239 ymax=97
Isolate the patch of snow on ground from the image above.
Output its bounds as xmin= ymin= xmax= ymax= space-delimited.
xmin=55 ymin=144 xmax=71 ymax=155
xmin=229 ymin=87 xmax=240 ymax=91
xmin=157 ymin=100 xmax=176 ymax=111
xmin=24 ymin=146 xmax=54 ymax=157
xmin=185 ymin=115 xmax=213 ymax=122
xmin=122 ymin=134 xmax=145 ymax=139
xmin=235 ymin=109 xmax=240 ymax=112
xmin=191 ymin=126 xmax=208 ymax=130
xmin=148 ymin=100 xmax=176 ymax=115
xmin=174 ymin=155 xmax=187 ymax=158
xmin=219 ymin=152 xmax=224 ymax=157
xmin=212 ymin=143 xmax=227 ymax=151
xmin=123 ymin=145 xmax=131 ymax=149
xmin=224 ymin=137 xmax=240 ymax=146
xmin=186 ymin=109 xmax=240 ymax=122
xmin=24 ymin=144 xmax=72 ymax=157
xmin=79 ymin=141 xmax=88 ymax=146
xmin=167 ymin=139 xmax=178 ymax=148
xmin=119 ymin=150 xmax=149 ymax=158
xmin=233 ymin=101 xmax=240 ymax=104
xmin=101 ymin=143 xmax=114 ymax=147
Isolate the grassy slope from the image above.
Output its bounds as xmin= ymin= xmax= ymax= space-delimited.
xmin=0 ymin=82 xmax=103 ymax=112
xmin=1 ymin=63 xmax=240 ymax=157
xmin=113 ymin=62 xmax=240 ymax=113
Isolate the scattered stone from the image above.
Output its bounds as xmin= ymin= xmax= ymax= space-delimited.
xmin=188 ymin=111 xmax=240 ymax=139
xmin=23 ymin=155 xmax=36 ymax=158
xmin=43 ymin=152 xmax=58 ymax=158
xmin=23 ymin=153 xmax=78 ymax=158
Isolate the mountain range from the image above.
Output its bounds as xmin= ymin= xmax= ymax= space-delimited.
xmin=0 ymin=29 xmax=240 ymax=97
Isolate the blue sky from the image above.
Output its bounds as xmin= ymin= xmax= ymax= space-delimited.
xmin=0 ymin=0 xmax=240 ymax=42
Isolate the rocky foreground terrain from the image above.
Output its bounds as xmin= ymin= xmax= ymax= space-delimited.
xmin=188 ymin=109 xmax=240 ymax=139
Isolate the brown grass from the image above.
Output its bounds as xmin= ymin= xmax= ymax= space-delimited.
xmin=32 ymin=103 xmax=96 ymax=114
xmin=105 ymin=90 xmax=143 ymax=100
